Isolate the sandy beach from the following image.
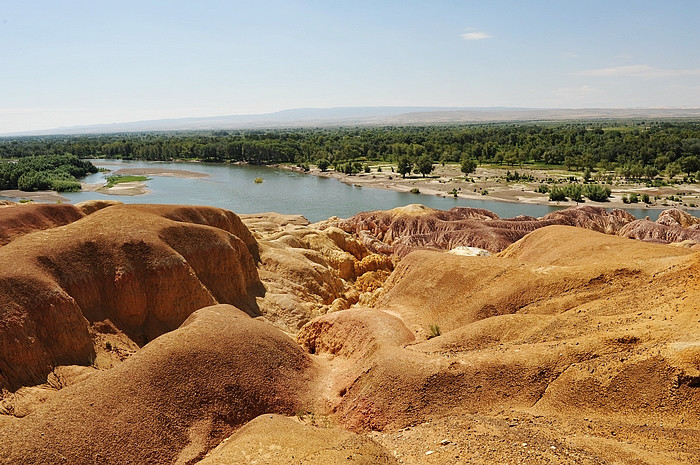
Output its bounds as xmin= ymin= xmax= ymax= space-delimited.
xmin=80 ymin=181 xmax=152 ymax=196
xmin=294 ymin=163 xmax=700 ymax=212
xmin=0 ymin=189 xmax=70 ymax=202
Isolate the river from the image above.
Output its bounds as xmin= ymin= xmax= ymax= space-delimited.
xmin=45 ymin=160 xmax=683 ymax=222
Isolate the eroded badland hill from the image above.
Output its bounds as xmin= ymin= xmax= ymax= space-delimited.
xmin=0 ymin=201 xmax=698 ymax=464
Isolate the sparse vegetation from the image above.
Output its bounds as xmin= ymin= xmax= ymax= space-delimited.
xmin=428 ymin=324 xmax=441 ymax=339
xmin=104 ymin=175 xmax=149 ymax=188
xmin=548 ymin=183 xmax=612 ymax=202
xmin=505 ymin=170 xmax=535 ymax=182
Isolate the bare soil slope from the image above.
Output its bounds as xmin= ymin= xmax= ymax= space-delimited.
xmin=1 ymin=203 xmax=699 ymax=464
xmin=0 ymin=305 xmax=317 ymax=465
xmin=0 ymin=203 xmax=85 ymax=245
xmin=0 ymin=203 xmax=263 ymax=390
xmin=198 ymin=414 xmax=397 ymax=465
xmin=295 ymin=226 xmax=700 ymax=463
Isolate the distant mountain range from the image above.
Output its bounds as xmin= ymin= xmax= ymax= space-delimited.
xmin=7 ymin=107 xmax=700 ymax=136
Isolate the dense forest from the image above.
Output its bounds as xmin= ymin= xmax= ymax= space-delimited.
xmin=1 ymin=121 xmax=699 ymax=184
xmin=0 ymin=155 xmax=98 ymax=192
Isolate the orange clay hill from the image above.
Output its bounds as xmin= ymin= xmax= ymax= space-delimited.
xmin=0 ymin=201 xmax=698 ymax=464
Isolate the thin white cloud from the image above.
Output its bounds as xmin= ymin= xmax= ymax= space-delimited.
xmin=577 ymin=65 xmax=700 ymax=78
xmin=461 ymin=31 xmax=492 ymax=40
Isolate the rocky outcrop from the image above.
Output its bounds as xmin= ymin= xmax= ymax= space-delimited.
xmin=241 ymin=213 xmax=394 ymax=332
xmin=337 ymin=204 xmax=499 ymax=242
xmin=334 ymin=204 xmax=549 ymax=255
xmin=618 ymin=208 xmax=700 ymax=247
xmin=619 ymin=218 xmax=700 ymax=244
xmin=656 ymin=208 xmax=700 ymax=228
xmin=0 ymin=204 xmax=263 ymax=391
xmin=332 ymin=204 xmax=699 ymax=256
xmin=0 ymin=305 xmax=317 ymax=465
xmin=540 ymin=204 xmax=636 ymax=233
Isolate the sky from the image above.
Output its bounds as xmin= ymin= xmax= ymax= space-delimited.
xmin=1 ymin=0 xmax=699 ymax=133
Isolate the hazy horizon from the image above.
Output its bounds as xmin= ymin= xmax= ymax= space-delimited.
xmin=5 ymin=106 xmax=700 ymax=137
xmin=2 ymin=1 xmax=699 ymax=133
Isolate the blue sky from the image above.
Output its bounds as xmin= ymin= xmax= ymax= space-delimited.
xmin=1 ymin=0 xmax=699 ymax=132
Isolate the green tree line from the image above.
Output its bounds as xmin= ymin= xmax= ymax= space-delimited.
xmin=1 ymin=121 xmax=699 ymax=179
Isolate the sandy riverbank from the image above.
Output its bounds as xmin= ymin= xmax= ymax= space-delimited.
xmin=0 ymin=190 xmax=70 ymax=202
xmin=291 ymin=163 xmax=700 ymax=212
xmin=110 ymin=167 xmax=210 ymax=178
xmin=81 ymin=182 xmax=151 ymax=196
xmin=80 ymin=167 xmax=211 ymax=196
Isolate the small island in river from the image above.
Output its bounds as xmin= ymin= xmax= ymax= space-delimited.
xmin=81 ymin=167 xmax=211 ymax=196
